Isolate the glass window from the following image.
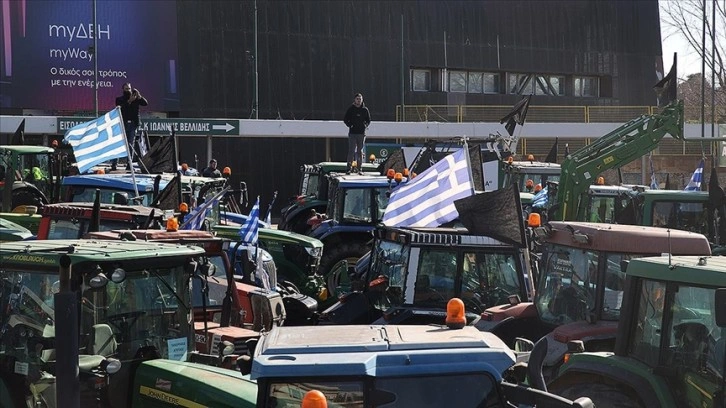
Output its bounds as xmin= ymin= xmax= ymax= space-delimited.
xmin=468 ymin=72 xmax=483 ymax=93
xmin=651 ymin=201 xmax=708 ymax=235
xmin=461 ymin=251 xmax=522 ymax=313
xmin=482 ymin=73 xmax=499 ymax=93
xmin=535 ymin=75 xmax=564 ymax=95
xmin=415 ymin=249 xmax=458 ymax=306
xmin=449 ymin=71 xmax=467 ymax=92
xmin=665 ymin=285 xmax=721 ymax=379
xmin=628 ymin=279 xmax=667 ymax=367
xmin=411 ymin=69 xmax=431 ymax=91
xmin=537 ymin=246 xmax=598 ymax=325
xmin=376 ymin=373 xmax=498 ymax=407
xmin=574 ymin=76 xmax=599 ymax=97
xmin=508 ymin=73 xmax=530 ymax=94
xmin=266 ymin=380 xmax=365 ymax=407
xmin=342 ymin=189 xmax=372 ymax=222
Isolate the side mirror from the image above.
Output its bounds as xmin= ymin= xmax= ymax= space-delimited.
xmin=620 ymin=259 xmax=629 ymax=273
xmin=716 ymin=288 xmax=726 ymax=327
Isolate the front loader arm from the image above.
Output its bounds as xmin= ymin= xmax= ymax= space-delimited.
xmin=555 ymin=100 xmax=684 ymax=221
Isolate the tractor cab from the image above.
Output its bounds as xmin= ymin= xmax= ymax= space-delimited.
xmin=322 ymin=225 xmax=532 ymax=326
xmin=0 ymin=145 xmax=58 ymax=212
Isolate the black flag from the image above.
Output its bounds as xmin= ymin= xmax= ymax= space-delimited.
xmin=454 ymin=184 xmax=527 ymax=247
xmin=654 ymin=52 xmax=677 ymax=107
xmin=140 ymin=132 xmax=176 ymax=173
xmin=88 ymin=189 xmax=101 ymax=233
xmin=151 ymin=172 xmax=182 ymax=211
xmin=377 ymin=148 xmax=407 ymax=176
xmin=11 ymin=119 xmax=25 ymax=145
xmin=544 ymin=138 xmax=558 ymax=163
xmin=500 ymin=94 xmax=532 ymax=136
xmin=468 ymin=143 xmax=484 ymax=191
xmin=708 ymin=166 xmax=724 ymax=207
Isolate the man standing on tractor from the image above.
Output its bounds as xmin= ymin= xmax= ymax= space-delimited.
xmin=112 ymin=82 xmax=148 ymax=171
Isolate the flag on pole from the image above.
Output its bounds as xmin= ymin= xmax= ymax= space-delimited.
xmin=544 ymin=137 xmax=558 ymax=163
xmin=63 ymin=107 xmax=128 ymax=173
xmin=180 ymin=187 xmax=229 ymax=230
xmin=382 ymin=148 xmax=473 ymax=227
xmin=654 ymin=52 xmax=677 ymax=107
xmin=239 ymin=196 xmax=260 ymax=245
xmin=684 ymin=158 xmax=705 ymax=191
xmin=649 ymin=153 xmax=659 ymax=190
xmin=500 ymin=94 xmax=532 ymax=136
xmin=11 ymin=119 xmax=25 ymax=145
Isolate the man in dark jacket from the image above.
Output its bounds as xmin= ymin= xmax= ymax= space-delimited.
xmin=112 ymin=82 xmax=148 ymax=170
xmin=343 ymin=93 xmax=371 ymax=174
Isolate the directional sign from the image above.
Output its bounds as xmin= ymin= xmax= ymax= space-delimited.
xmin=57 ymin=117 xmax=239 ymax=135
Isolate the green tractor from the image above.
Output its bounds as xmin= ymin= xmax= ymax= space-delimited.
xmin=0 ymin=145 xmax=60 ymax=214
xmin=547 ymin=255 xmax=726 ymax=407
xmin=0 ymin=239 xmax=257 ymax=408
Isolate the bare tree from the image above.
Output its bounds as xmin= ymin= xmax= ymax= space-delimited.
xmin=660 ymin=0 xmax=725 ymax=90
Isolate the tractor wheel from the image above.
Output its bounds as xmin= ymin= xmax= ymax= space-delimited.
xmin=12 ymin=188 xmax=47 ymax=211
xmin=552 ymin=383 xmax=643 ymax=408
xmin=318 ymin=241 xmax=369 ymax=289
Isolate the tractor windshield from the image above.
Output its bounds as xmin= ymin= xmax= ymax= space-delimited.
xmin=0 ymin=269 xmax=57 ymax=374
xmin=47 ymin=218 xmax=142 ymax=239
xmin=81 ymin=264 xmax=192 ymax=361
xmin=650 ymin=201 xmax=708 ymax=236
xmin=368 ymin=239 xmax=409 ymax=309
xmin=628 ymin=280 xmax=724 ymax=402
xmin=537 ymin=245 xmax=631 ymax=325
xmin=335 ymin=187 xmax=390 ymax=224
xmin=263 ymin=372 xmax=500 ymax=407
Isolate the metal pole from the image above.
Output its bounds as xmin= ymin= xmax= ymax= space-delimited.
xmin=701 ymin=0 xmax=706 ymax=138
xmin=711 ymin=0 xmax=716 ymax=140
xmin=55 ymin=254 xmax=80 ymax=408
xmin=93 ymin=0 xmax=98 ymax=117
xmin=254 ymin=0 xmax=259 ymax=119
xmin=401 ymin=14 xmax=405 ymax=121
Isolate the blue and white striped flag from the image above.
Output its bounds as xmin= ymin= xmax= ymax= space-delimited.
xmin=239 ymin=196 xmax=260 ymax=245
xmin=684 ymin=158 xmax=704 ymax=191
xmin=532 ymin=186 xmax=549 ymax=208
xmin=180 ymin=187 xmax=229 ymax=230
xmin=63 ymin=107 xmax=128 ymax=173
xmin=383 ymin=148 xmax=474 ymax=227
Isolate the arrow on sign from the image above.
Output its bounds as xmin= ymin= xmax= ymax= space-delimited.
xmin=212 ymin=123 xmax=235 ymax=133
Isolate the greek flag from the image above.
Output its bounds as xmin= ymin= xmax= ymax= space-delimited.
xmin=63 ymin=107 xmax=128 ymax=173
xmin=239 ymin=196 xmax=260 ymax=245
xmin=532 ymin=186 xmax=549 ymax=208
xmin=684 ymin=159 xmax=704 ymax=191
xmin=180 ymin=187 xmax=229 ymax=230
xmin=383 ymin=148 xmax=473 ymax=227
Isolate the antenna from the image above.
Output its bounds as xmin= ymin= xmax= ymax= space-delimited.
xmin=668 ymin=228 xmax=673 ymax=269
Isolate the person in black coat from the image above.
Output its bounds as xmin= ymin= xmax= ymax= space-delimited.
xmin=343 ymin=93 xmax=371 ymax=174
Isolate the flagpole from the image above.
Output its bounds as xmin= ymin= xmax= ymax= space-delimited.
xmin=461 ymin=136 xmax=476 ymax=194
xmin=116 ymin=106 xmax=140 ymax=198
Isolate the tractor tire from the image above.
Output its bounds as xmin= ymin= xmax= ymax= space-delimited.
xmin=12 ymin=188 xmax=47 ymax=211
xmin=552 ymin=383 xmax=643 ymax=408
xmin=318 ymin=241 xmax=369 ymax=286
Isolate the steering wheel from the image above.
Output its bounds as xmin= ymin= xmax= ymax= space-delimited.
xmin=462 ymin=296 xmax=483 ymax=314
xmin=105 ymin=311 xmax=146 ymax=340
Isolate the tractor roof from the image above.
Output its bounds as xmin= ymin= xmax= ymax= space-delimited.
xmin=0 ymin=145 xmax=55 ymax=154
xmin=251 ymin=325 xmax=515 ymax=380
xmin=545 ymin=221 xmax=711 ymax=255
xmin=625 ymin=255 xmax=726 ymax=286
xmin=0 ymin=239 xmax=204 ymax=267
